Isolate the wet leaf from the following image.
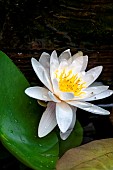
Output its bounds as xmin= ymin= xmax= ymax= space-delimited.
xmin=59 ymin=120 xmax=83 ymax=157
xmin=0 ymin=51 xmax=59 ymax=170
xmin=56 ymin=138 xmax=113 ymax=170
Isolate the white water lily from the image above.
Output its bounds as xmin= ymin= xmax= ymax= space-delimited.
xmin=25 ymin=49 xmax=113 ymax=140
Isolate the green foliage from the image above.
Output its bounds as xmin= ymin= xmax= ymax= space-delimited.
xmin=59 ymin=120 xmax=83 ymax=157
xmin=0 ymin=51 xmax=59 ymax=170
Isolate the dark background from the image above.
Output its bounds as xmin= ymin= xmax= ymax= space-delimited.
xmin=0 ymin=0 xmax=113 ymax=85
xmin=0 ymin=0 xmax=113 ymax=169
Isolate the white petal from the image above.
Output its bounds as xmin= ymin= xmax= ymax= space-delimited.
xmin=56 ymin=102 xmax=73 ymax=133
xmin=58 ymin=60 xmax=68 ymax=70
xmin=68 ymin=56 xmax=88 ymax=73
xmin=83 ymin=85 xmax=109 ymax=97
xmin=52 ymin=78 xmax=60 ymax=94
xmin=31 ymin=58 xmax=53 ymax=91
xmin=68 ymin=100 xmax=110 ymax=115
xmin=25 ymin=86 xmax=51 ymax=101
xmin=78 ymin=71 xmax=94 ymax=88
xmin=73 ymin=86 xmax=109 ymax=101
xmin=83 ymin=66 xmax=103 ymax=87
xmin=38 ymin=102 xmax=57 ymax=137
xmin=50 ymin=50 xmax=59 ymax=66
xmin=60 ymin=106 xmax=77 ymax=140
xmin=59 ymin=49 xmax=71 ymax=62
xmin=67 ymin=51 xmax=83 ymax=65
xmin=85 ymin=90 xmax=113 ymax=101
xmin=50 ymin=50 xmax=59 ymax=81
xmin=48 ymin=91 xmax=61 ymax=102
xmin=68 ymin=57 xmax=83 ymax=73
xmin=87 ymin=66 xmax=103 ymax=76
xmin=59 ymin=92 xmax=75 ymax=101
xmin=81 ymin=55 xmax=88 ymax=71
xmin=39 ymin=52 xmax=50 ymax=74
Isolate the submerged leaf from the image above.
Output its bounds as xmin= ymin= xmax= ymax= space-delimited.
xmin=0 ymin=51 xmax=59 ymax=170
xmin=56 ymin=138 xmax=113 ymax=170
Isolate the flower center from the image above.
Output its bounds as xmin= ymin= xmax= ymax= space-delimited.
xmin=55 ymin=69 xmax=86 ymax=96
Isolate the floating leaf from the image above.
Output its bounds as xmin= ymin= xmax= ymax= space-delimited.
xmin=56 ymin=138 xmax=113 ymax=170
xmin=0 ymin=51 xmax=59 ymax=170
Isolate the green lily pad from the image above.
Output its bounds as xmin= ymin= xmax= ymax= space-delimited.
xmin=59 ymin=120 xmax=83 ymax=157
xmin=0 ymin=51 xmax=59 ymax=170
xmin=57 ymin=138 xmax=113 ymax=170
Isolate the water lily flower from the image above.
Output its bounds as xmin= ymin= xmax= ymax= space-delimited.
xmin=25 ymin=49 xmax=113 ymax=140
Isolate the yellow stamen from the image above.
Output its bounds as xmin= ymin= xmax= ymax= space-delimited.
xmin=55 ymin=69 xmax=86 ymax=96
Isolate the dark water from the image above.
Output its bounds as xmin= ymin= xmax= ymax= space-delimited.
xmin=0 ymin=0 xmax=113 ymax=50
